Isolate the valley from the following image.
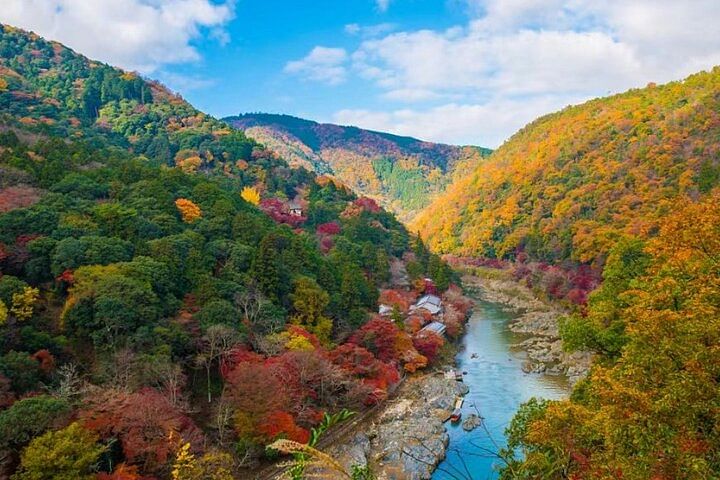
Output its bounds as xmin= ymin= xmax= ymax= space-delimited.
xmin=0 ymin=8 xmax=719 ymax=480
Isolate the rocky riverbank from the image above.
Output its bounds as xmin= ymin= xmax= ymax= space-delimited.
xmin=328 ymin=373 xmax=463 ymax=480
xmin=327 ymin=271 xmax=591 ymax=479
xmin=462 ymin=273 xmax=592 ymax=385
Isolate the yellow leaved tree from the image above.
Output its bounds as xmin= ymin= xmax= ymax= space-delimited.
xmin=240 ymin=186 xmax=261 ymax=205
xmin=10 ymin=286 xmax=39 ymax=321
xmin=175 ymin=198 xmax=202 ymax=223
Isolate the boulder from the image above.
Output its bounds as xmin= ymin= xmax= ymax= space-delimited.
xmin=461 ymin=413 xmax=482 ymax=432
xmin=454 ymin=382 xmax=469 ymax=396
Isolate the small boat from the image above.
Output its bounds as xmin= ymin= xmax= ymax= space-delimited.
xmin=450 ymin=408 xmax=462 ymax=423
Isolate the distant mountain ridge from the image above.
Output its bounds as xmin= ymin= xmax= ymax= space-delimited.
xmin=224 ymin=113 xmax=492 ymax=222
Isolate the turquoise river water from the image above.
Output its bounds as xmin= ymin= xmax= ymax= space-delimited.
xmin=432 ymin=300 xmax=569 ymax=480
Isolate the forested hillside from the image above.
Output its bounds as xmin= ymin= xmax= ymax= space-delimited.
xmin=0 ymin=25 xmax=462 ymax=479
xmin=225 ymin=113 xmax=491 ymax=222
xmin=0 ymin=23 xmax=258 ymax=173
xmin=405 ymin=68 xmax=720 ymax=477
xmin=413 ymin=69 xmax=720 ymax=265
xmin=501 ymin=191 xmax=720 ymax=479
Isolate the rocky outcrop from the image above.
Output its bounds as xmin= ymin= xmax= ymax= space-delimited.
xmin=328 ymin=374 xmax=457 ymax=480
xmin=463 ymin=274 xmax=592 ymax=385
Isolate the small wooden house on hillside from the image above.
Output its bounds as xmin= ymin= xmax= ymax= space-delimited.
xmin=420 ymin=321 xmax=446 ymax=336
xmin=378 ymin=304 xmax=393 ymax=316
xmin=288 ymin=200 xmax=303 ymax=217
xmin=410 ymin=294 xmax=442 ymax=315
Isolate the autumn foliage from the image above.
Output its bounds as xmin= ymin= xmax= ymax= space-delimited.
xmin=259 ymin=198 xmax=306 ymax=226
xmin=316 ymin=221 xmax=341 ymax=236
xmin=81 ymin=388 xmax=203 ymax=473
xmin=413 ymin=69 xmax=720 ymax=266
xmin=240 ymin=186 xmax=261 ymax=205
xmin=174 ymin=198 xmax=201 ymax=223
xmin=502 ymin=192 xmax=720 ymax=479
xmin=0 ymin=25 xmax=466 ymax=480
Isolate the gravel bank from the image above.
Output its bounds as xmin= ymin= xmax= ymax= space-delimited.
xmin=462 ymin=274 xmax=592 ymax=385
xmin=328 ymin=373 xmax=461 ymax=479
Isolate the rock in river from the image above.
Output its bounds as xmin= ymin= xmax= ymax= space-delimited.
xmin=461 ymin=413 xmax=482 ymax=432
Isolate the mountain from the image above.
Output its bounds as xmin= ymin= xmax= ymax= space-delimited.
xmin=0 ymin=23 xmax=261 ymax=172
xmin=224 ymin=113 xmax=491 ymax=222
xmin=410 ymin=68 xmax=720 ymax=477
xmin=0 ymin=24 xmax=460 ymax=479
xmin=412 ymin=68 xmax=720 ymax=265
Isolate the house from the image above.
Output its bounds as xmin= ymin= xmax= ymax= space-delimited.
xmin=410 ymin=294 xmax=442 ymax=315
xmin=378 ymin=304 xmax=393 ymax=316
xmin=420 ymin=321 xmax=446 ymax=336
xmin=287 ymin=200 xmax=303 ymax=217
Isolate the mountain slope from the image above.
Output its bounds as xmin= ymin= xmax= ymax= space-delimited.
xmin=412 ymin=68 xmax=720 ymax=264
xmin=0 ymin=24 xmax=463 ymax=479
xmin=225 ymin=113 xmax=491 ymax=222
xmin=0 ymin=23 xmax=260 ymax=173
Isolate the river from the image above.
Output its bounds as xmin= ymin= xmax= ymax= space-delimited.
xmin=432 ymin=299 xmax=569 ymax=480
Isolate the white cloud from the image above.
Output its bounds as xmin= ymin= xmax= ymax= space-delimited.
xmin=381 ymin=88 xmax=454 ymax=102
xmin=334 ymin=95 xmax=582 ymax=147
xmin=155 ymin=71 xmax=216 ymax=92
xmin=0 ymin=0 xmax=235 ymax=73
xmin=329 ymin=0 xmax=720 ymax=146
xmin=344 ymin=22 xmax=396 ymax=38
xmin=285 ymin=46 xmax=348 ymax=85
xmin=345 ymin=24 xmax=362 ymax=35
xmin=376 ymin=0 xmax=391 ymax=13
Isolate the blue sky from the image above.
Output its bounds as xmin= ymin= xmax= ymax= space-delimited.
xmin=172 ymin=1 xmax=470 ymax=121
xmin=4 ymin=1 xmax=720 ymax=147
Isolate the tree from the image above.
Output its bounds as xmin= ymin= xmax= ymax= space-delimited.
xmin=81 ymin=388 xmax=203 ymax=473
xmin=502 ymin=193 xmax=720 ymax=479
xmin=172 ymin=442 xmax=235 ymax=480
xmin=348 ymin=318 xmax=401 ymax=363
xmin=290 ymin=276 xmax=332 ymax=345
xmin=0 ymin=351 xmax=43 ymax=395
xmin=427 ymin=254 xmax=451 ymax=291
xmin=412 ymin=331 xmax=444 ymax=364
xmin=257 ymin=410 xmax=310 ymax=444
xmin=560 ymin=237 xmax=651 ymax=357
xmin=0 ymin=395 xmax=71 ymax=450
xmin=175 ymin=198 xmax=201 ymax=223
xmin=0 ymin=276 xmax=28 ymax=308
xmin=194 ymin=299 xmax=239 ymax=329
xmin=12 ymin=422 xmax=106 ymax=480
xmin=51 ymin=236 xmax=134 ymax=276
xmin=240 ymin=186 xmax=261 ymax=206
xmin=62 ymin=266 xmax=159 ymax=349
xmin=196 ymin=324 xmax=241 ymax=403
xmin=316 ymin=222 xmax=341 ymax=236
xmin=10 ymin=286 xmax=40 ymax=321
xmin=223 ymin=361 xmax=290 ymax=443
xmin=338 ymin=263 xmax=375 ymax=327
xmin=235 ymin=286 xmax=285 ymax=337
xmin=251 ymin=234 xmax=281 ymax=302
xmin=0 ymin=300 xmax=7 ymax=326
